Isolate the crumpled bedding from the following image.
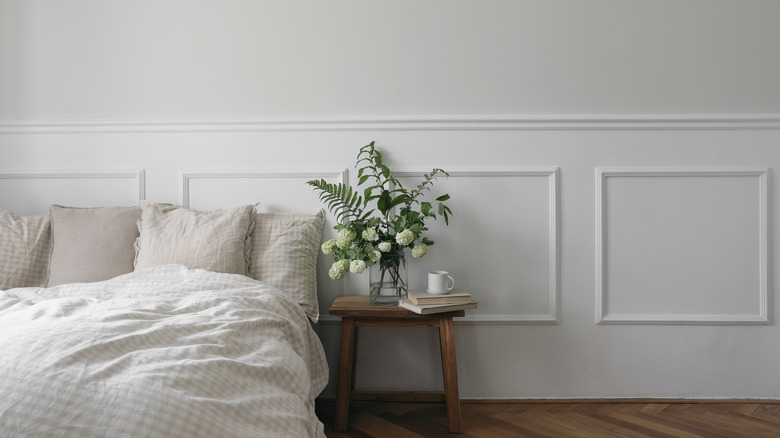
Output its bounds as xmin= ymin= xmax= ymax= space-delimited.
xmin=0 ymin=265 xmax=328 ymax=437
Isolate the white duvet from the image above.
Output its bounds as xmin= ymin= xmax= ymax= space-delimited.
xmin=0 ymin=265 xmax=328 ymax=438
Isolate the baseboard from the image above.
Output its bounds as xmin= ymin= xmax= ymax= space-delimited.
xmin=316 ymin=396 xmax=780 ymax=404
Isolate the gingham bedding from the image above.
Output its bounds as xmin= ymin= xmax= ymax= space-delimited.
xmin=0 ymin=265 xmax=328 ymax=437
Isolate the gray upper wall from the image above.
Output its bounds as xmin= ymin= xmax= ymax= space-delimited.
xmin=2 ymin=0 xmax=780 ymax=120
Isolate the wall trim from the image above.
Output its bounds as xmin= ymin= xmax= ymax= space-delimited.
xmin=395 ymin=166 xmax=560 ymax=324
xmin=181 ymin=167 xmax=559 ymax=325
xmin=595 ymin=166 xmax=769 ymax=325
xmin=180 ymin=168 xmax=349 ymax=301
xmin=0 ymin=170 xmax=146 ymax=201
xmin=179 ymin=168 xmax=348 ymax=208
xmin=2 ymin=114 xmax=780 ymax=133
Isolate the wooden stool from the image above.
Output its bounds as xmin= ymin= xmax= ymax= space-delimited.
xmin=329 ymin=295 xmax=465 ymax=433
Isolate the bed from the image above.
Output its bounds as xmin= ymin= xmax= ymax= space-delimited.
xmin=0 ymin=202 xmax=329 ymax=437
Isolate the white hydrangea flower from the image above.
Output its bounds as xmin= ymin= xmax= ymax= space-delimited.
xmin=328 ymin=259 xmax=350 ymax=279
xmin=336 ymin=236 xmax=353 ymax=250
xmin=339 ymin=228 xmax=357 ymax=242
xmin=369 ymin=250 xmax=382 ymax=262
xmin=350 ymin=259 xmax=367 ymax=274
xmin=378 ymin=241 xmax=392 ymax=252
xmin=412 ymin=243 xmax=428 ymax=258
xmin=395 ymin=229 xmax=414 ymax=246
xmin=362 ymin=227 xmax=378 ymax=241
xmin=321 ymin=239 xmax=338 ymax=255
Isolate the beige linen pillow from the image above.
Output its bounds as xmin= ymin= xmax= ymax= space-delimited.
xmin=249 ymin=210 xmax=325 ymax=321
xmin=134 ymin=201 xmax=255 ymax=275
xmin=0 ymin=209 xmax=52 ymax=290
xmin=47 ymin=205 xmax=142 ymax=287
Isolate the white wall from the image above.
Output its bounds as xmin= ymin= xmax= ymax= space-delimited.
xmin=4 ymin=0 xmax=780 ymax=119
xmin=2 ymin=0 xmax=780 ymax=400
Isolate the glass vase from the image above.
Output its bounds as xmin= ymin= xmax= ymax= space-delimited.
xmin=369 ymin=249 xmax=408 ymax=306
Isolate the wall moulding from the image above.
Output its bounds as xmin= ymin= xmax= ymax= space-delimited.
xmin=394 ymin=167 xmax=560 ymax=325
xmin=2 ymin=114 xmax=780 ymax=134
xmin=595 ymin=166 xmax=769 ymax=325
xmin=180 ymin=167 xmax=559 ymax=325
xmin=0 ymin=169 xmax=145 ymax=192
xmin=179 ymin=168 xmax=349 ymax=304
xmin=0 ymin=170 xmax=146 ymax=214
xmin=179 ymin=168 xmax=348 ymax=209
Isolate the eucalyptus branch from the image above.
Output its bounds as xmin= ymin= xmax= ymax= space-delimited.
xmin=406 ymin=168 xmax=448 ymax=208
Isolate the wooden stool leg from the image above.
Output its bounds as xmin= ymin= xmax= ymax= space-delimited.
xmin=335 ymin=316 xmax=356 ymax=432
xmin=439 ymin=316 xmax=462 ymax=433
xmin=350 ymin=326 xmax=359 ymax=391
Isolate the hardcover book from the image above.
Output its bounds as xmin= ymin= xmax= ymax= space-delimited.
xmin=407 ymin=288 xmax=472 ymax=305
xmin=398 ymin=299 xmax=478 ymax=315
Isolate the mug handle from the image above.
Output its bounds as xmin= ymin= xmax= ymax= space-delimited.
xmin=447 ymin=275 xmax=455 ymax=291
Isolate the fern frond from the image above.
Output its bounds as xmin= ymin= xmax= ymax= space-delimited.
xmin=307 ymin=179 xmax=366 ymax=223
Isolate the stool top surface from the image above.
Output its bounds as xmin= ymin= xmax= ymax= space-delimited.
xmin=329 ymin=295 xmax=466 ymax=318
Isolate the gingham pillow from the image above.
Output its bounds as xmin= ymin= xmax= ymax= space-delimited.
xmin=134 ymin=201 xmax=256 ymax=275
xmin=47 ymin=205 xmax=142 ymax=287
xmin=249 ymin=210 xmax=325 ymax=321
xmin=0 ymin=209 xmax=52 ymax=290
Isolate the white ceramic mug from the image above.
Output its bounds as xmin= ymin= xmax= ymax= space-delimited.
xmin=428 ymin=271 xmax=455 ymax=295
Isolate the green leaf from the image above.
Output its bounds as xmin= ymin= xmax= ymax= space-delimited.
xmin=358 ymin=175 xmax=370 ymax=186
xmin=377 ymin=190 xmax=392 ymax=215
xmin=442 ymin=205 xmax=452 ymax=225
xmin=380 ymin=165 xmax=390 ymax=178
xmin=390 ymin=194 xmax=410 ymax=208
xmin=421 ymin=201 xmax=431 ymax=215
xmin=436 ymin=194 xmax=450 ymax=202
xmin=363 ymin=187 xmax=373 ymax=206
xmin=350 ymin=188 xmax=360 ymax=207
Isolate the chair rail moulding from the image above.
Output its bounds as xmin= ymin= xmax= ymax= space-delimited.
xmin=393 ymin=166 xmax=560 ymax=325
xmin=3 ymin=114 xmax=780 ymax=134
xmin=595 ymin=166 xmax=769 ymax=325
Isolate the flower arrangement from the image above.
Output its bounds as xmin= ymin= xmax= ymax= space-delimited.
xmin=308 ymin=141 xmax=452 ymax=303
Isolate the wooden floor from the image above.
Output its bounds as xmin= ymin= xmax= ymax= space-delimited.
xmin=315 ymin=400 xmax=780 ymax=437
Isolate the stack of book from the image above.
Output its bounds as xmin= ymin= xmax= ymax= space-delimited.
xmin=398 ymin=288 xmax=477 ymax=314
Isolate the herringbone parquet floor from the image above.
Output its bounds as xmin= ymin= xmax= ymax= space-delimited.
xmin=316 ymin=400 xmax=780 ymax=437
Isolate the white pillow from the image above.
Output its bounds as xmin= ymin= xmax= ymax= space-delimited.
xmin=134 ymin=201 xmax=255 ymax=275
xmin=248 ymin=210 xmax=325 ymax=321
xmin=48 ymin=205 xmax=142 ymax=287
xmin=0 ymin=209 xmax=51 ymax=289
